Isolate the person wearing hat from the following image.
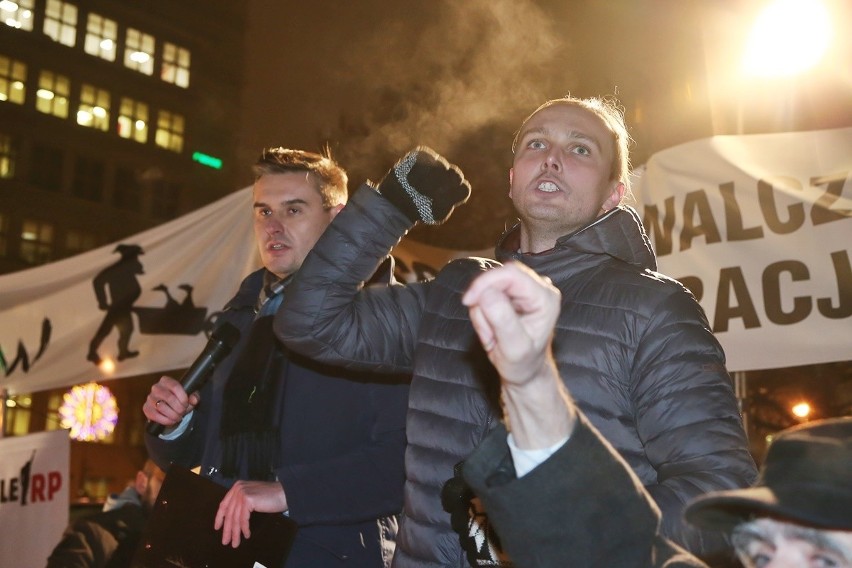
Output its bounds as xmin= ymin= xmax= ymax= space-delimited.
xmin=87 ymin=243 xmax=146 ymax=364
xmin=686 ymin=417 xmax=852 ymax=568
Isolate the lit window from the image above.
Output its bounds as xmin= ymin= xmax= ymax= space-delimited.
xmin=117 ymin=97 xmax=148 ymax=143
xmin=155 ymin=110 xmax=184 ymax=153
xmin=46 ymin=393 xmax=63 ymax=431
xmin=161 ymin=42 xmax=190 ymax=88
xmin=65 ymin=228 xmax=97 ymax=254
xmin=72 ymin=155 xmax=103 ymax=201
xmin=43 ymin=0 xmax=77 ymax=47
xmin=84 ymin=12 xmax=117 ymax=61
xmin=35 ymin=70 xmax=70 ymax=119
xmin=20 ymin=218 xmax=54 ymax=264
xmin=1 ymin=0 xmax=34 ymax=31
xmin=4 ymin=393 xmax=33 ymax=435
xmin=124 ymin=27 xmax=155 ymax=75
xmin=77 ymin=83 xmax=110 ymax=131
xmin=0 ymin=54 xmax=26 ymax=105
xmin=0 ymin=132 xmax=15 ymax=178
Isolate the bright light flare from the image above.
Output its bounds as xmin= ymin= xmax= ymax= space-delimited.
xmin=59 ymin=382 xmax=119 ymax=441
xmin=99 ymin=358 xmax=116 ymax=375
xmin=742 ymin=0 xmax=832 ymax=78
xmin=791 ymin=401 xmax=811 ymax=419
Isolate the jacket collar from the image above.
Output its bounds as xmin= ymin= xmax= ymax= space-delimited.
xmin=495 ymin=205 xmax=657 ymax=271
xmin=224 ymin=256 xmax=398 ymax=313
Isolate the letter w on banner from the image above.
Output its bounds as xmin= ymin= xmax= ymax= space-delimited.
xmin=633 ymin=126 xmax=852 ymax=371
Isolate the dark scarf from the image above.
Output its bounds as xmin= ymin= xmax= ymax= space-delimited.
xmin=220 ymin=272 xmax=289 ymax=480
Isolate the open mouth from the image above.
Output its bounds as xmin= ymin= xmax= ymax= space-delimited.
xmin=537 ymin=181 xmax=560 ymax=193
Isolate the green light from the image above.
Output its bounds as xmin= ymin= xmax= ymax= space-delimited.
xmin=192 ymin=151 xmax=222 ymax=170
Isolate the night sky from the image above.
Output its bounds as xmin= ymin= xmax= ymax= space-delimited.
xmin=236 ymin=0 xmax=852 ymax=249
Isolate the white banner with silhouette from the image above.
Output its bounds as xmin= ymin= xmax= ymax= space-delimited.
xmin=0 ymin=430 xmax=69 ymax=568
xmin=0 ymin=127 xmax=850 ymax=395
xmin=1 ymin=188 xmax=260 ymax=394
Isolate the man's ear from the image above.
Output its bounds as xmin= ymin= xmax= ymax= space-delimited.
xmin=602 ymin=182 xmax=625 ymax=212
xmin=329 ymin=203 xmax=345 ymax=219
xmin=508 ymin=169 xmax=514 ymax=198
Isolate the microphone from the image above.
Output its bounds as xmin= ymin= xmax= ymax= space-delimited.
xmin=146 ymin=322 xmax=241 ymax=436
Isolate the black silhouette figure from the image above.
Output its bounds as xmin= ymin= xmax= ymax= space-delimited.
xmin=135 ymin=282 xmax=206 ymax=335
xmin=152 ymin=283 xmax=179 ymax=308
xmin=87 ymin=244 xmax=145 ymax=365
xmin=178 ymin=283 xmax=195 ymax=307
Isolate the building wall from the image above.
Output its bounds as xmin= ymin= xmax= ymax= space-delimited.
xmin=0 ymin=0 xmax=246 ymax=271
xmin=0 ymin=0 xmax=247 ymax=502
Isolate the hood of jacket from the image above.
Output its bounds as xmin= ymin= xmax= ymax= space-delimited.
xmin=495 ymin=205 xmax=657 ymax=272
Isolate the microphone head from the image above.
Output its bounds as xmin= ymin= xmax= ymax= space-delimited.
xmin=211 ymin=322 xmax=241 ymax=349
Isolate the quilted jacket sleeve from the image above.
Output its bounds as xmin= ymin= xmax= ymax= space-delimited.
xmin=276 ymin=184 xmax=429 ymax=374
xmin=632 ymin=286 xmax=758 ymax=561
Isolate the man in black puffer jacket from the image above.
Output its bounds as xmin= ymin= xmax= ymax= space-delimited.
xmin=276 ymin=96 xmax=757 ymax=567
xmin=143 ymin=148 xmax=408 ymax=567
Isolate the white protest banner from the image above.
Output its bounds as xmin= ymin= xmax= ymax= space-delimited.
xmin=2 ymin=127 xmax=849 ymax=395
xmin=0 ymin=187 xmax=259 ymax=395
xmin=0 ymin=430 xmax=69 ymax=568
xmin=635 ymin=126 xmax=851 ymax=371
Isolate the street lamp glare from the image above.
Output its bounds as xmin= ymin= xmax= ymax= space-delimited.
xmin=742 ymin=0 xmax=832 ymax=78
xmin=791 ymin=401 xmax=811 ymax=419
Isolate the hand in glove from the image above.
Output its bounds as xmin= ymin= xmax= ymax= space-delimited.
xmin=377 ymin=146 xmax=471 ymax=225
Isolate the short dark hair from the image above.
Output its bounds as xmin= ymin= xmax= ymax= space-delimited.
xmin=253 ymin=147 xmax=348 ymax=209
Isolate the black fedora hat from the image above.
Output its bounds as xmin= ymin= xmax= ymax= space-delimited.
xmin=114 ymin=243 xmax=145 ymax=257
xmin=685 ymin=417 xmax=852 ymax=531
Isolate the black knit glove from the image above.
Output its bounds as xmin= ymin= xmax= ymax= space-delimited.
xmin=377 ymin=146 xmax=471 ymax=225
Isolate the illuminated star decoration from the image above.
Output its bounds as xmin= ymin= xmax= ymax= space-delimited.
xmin=59 ymin=382 xmax=119 ymax=441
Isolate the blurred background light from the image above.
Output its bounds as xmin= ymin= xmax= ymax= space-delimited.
xmin=742 ymin=0 xmax=832 ymax=78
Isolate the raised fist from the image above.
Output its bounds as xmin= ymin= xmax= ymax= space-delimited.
xmin=377 ymin=146 xmax=471 ymax=225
